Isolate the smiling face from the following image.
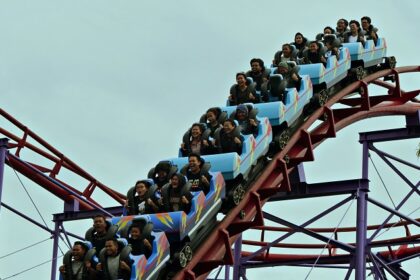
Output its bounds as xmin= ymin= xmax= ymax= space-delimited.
xmin=223 ymin=120 xmax=235 ymax=134
xmin=282 ymin=45 xmax=291 ymax=57
xmin=294 ymin=34 xmax=303 ymax=44
xmin=350 ymin=22 xmax=358 ymax=33
xmin=236 ymin=74 xmax=247 ymax=86
xmin=309 ymin=42 xmax=319 ymax=53
xmin=188 ymin=156 xmax=201 ymax=173
xmin=191 ymin=125 xmax=202 ymax=138
xmin=72 ymin=244 xmax=86 ymax=261
xmin=104 ymin=240 xmax=118 ymax=256
xmin=251 ymin=61 xmax=261 ymax=73
xmin=130 ymin=226 xmax=141 ymax=240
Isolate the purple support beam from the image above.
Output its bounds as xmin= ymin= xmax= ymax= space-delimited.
xmin=50 ymin=220 xmax=61 ymax=280
xmin=0 ymin=138 xmax=8 ymax=212
xmin=262 ymin=212 xmax=355 ymax=253
xmin=225 ymin=264 xmax=230 ymax=280
xmin=233 ymin=234 xmax=242 ymax=280
xmin=367 ymin=196 xmax=420 ymax=226
xmin=355 ymin=140 xmax=369 ymax=280
xmin=241 ymin=195 xmax=354 ymax=264
xmin=269 ymin=179 xmax=366 ymax=201
xmin=53 ymin=206 xmax=123 ymax=222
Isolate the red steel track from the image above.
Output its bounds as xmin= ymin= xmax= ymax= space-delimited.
xmin=173 ymin=66 xmax=420 ymax=279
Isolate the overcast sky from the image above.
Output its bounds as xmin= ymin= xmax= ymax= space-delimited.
xmin=0 ymin=1 xmax=419 ymax=279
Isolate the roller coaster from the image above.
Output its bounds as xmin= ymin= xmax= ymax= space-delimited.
xmin=0 ymin=29 xmax=419 ymax=280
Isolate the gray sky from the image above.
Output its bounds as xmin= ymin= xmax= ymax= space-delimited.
xmin=0 ymin=1 xmax=419 ymax=279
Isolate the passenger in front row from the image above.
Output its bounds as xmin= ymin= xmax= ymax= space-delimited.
xmin=275 ymin=62 xmax=302 ymax=91
xmin=161 ymin=173 xmax=193 ymax=213
xmin=96 ymin=238 xmax=131 ymax=280
xmin=214 ymin=119 xmax=244 ymax=154
xmin=182 ymin=153 xmax=212 ymax=195
xmin=343 ymin=20 xmax=365 ymax=44
xmin=180 ymin=123 xmax=211 ymax=157
xmin=85 ymin=215 xmax=118 ymax=258
xmin=228 ymin=72 xmax=258 ymax=105
xmin=272 ymin=43 xmax=297 ymax=66
xmin=202 ymin=107 xmax=225 ymax=138
xmin=291 ymin=32 xmax=308 ymax=59
xmin=361 ymin=16 xmax=378 ymax=45
xmin=246 ymin=58 xmax=270 ymax=92
xmin=125 ymin=180 xmax=159 ymax=215
xmin=127 ymin=223 xmax=154 ymax=258
xmin=301 ymin=41 xmax=327 ymax=65
xmin=59 ymin=241 xmax=96 ymax=280
xmin=232 ymin=104 xmax=259 ymax=137
xmin=336 ymin=18 xmax=349 ymax=42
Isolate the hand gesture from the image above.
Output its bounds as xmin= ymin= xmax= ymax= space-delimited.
xmin=203 ymin=139 xmax=209 ymax=146
xmin=248 ymin=92 xmax=256 ymax=100
xmin=249 ymin=118 xmax=257 ymax=127
xmin=59 ymin=265 xmax=65 ymax=274
xmin=120 ymin=260 xmax=131 ymax=271
xmin=181 ymin=195 xmax=189 ymax=204
xmin=234 ymin=137 xmax=242 ymax=144
xmin=96 ymin=263 xmax=102 ymax=271
xmin=201 ymin=175 xmax=209 ymax=186
xmin=85 ymin=260 xmax=93 ymax=270
xmin=143 ymin=239 xmax=152 ymax=250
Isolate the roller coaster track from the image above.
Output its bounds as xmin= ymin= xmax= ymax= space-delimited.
xmin=173 ymin=66 xmax=420 ymax=279
xmin=0 ymin=66 xmax=419 ymax=279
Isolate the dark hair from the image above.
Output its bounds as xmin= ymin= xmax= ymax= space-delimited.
xmin=74 ymin=241 xmax=89 ymax=252
xmin=236 ymin=72 xmax=247 ymax=79
xmin=250 ymin=58 xmax=264 ymax=69
xmin=135 ymin=180 xmax=151 ymax=189
xmin=236 ymin=72 xmax=249 ymax=85
xmin=224 ymin=118 xmax=237 ymax=127
xmin=361 ymin=16 xmax=371 ymax=24
xmin=105 ymin=238 xmax=118 ymax=246
xmin=93 ymin=215 xmax=106 ymax=222
xmin=294 ymin=32 xmax=304 ymax=39
xmin=349 ymin=20 xmax=361 ymax=28
xmin=338 ymin=18 xmax=348 ymax=27
xmin=130 ymin=223 xmax=142 ymax=232
xmin=282 ymin=43 xmax=292 ymax=51
xmin=324 ymin=26 xmax=335 ymax=34
xmin=188 ymin=152 xmax=204 ymax=167
xmin=206 ymin=107 xmax=220 ymax=118
xmin=191 ymin=123 xmax=205 ymax=133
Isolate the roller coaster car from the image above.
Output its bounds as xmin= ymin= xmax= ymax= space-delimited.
xmin=298 ymin=45 xmax=351 ymax=90
xmin=171 ymin=116 xmax=272 ymax=181
xmin=169 ymin=116 xmax=272 ymax=204
xmin=221 ymin=77 xmax=313 ymax=127
xmin=343 ymin=37 xmax=390 ymax=69
xmin=112 ymin=172 xmax=226 ymax=268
